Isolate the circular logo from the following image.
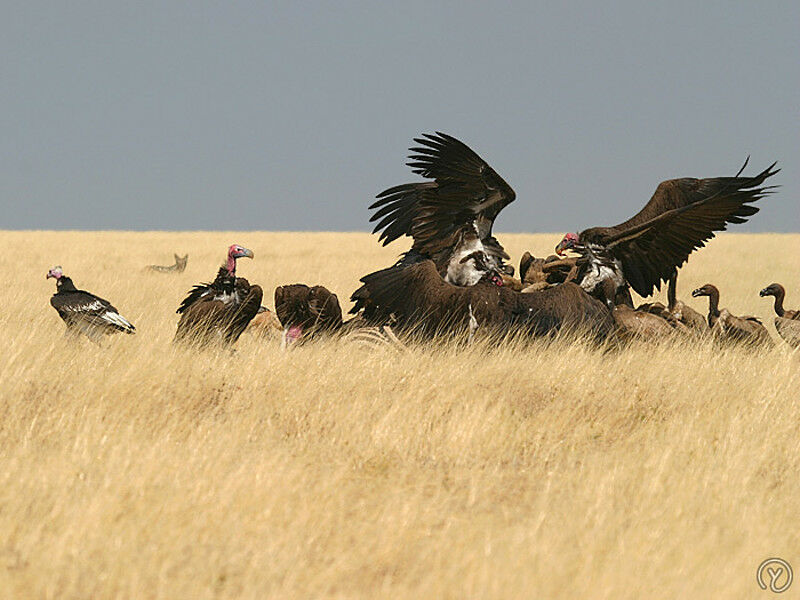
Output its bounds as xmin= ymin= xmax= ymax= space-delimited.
xmin=757 ymin=558 xmax=793 ymax=593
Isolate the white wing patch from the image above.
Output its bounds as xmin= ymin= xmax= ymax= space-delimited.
xmin=66 ymin=300 xmax=104 ymax=312
xmin=213 ymin=290 xmax=240 ymax=304
xmin=100 ymin=311 xmax=134 ymax=330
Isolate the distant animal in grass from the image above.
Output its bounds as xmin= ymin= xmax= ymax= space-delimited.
xmin=692 ymin=284 xmax=773 ymax=346
xmin=146 ymin=253 xmax=188 ymax=273
xmin=47 ymin=265 xmax=135 ymax=343
xmin=174 ymin=245 xmax=262 ymax=347
xmin=760 ymin=283 xmax=800 ymax=348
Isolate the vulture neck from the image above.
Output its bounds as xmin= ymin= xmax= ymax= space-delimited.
xmin=771 ymin=287 xmax=786 ymax=317
xmin=57 ymin=277 xmax=77 ymax=292
xmin=225 ymin=256 xmax=237 ymax=276
xmin=705 ymin=288 xmax=721 ymax=324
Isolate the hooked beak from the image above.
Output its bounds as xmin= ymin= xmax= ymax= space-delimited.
xmin=759 ymin=288 xmax=770 ymax=297
xmin=555 ymin=241 xmax=569 ymax=256
xmin=691 ymin=288 xmax=703 ymax=298
xmin=239 ymin=248 xmax=254 ymax=259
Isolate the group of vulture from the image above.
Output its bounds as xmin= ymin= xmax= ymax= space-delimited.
xmin=46 ymin=132 xmax=799 ymax=349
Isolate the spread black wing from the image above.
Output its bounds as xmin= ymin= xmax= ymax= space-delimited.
xmin=581 ymin=161 xmax=778 ymax=297
xmin=369 ymin=132 xmax=515 ymax=258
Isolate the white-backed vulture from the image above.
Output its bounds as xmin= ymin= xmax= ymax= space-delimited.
xmin=760 ymin=283 xmax=800 ymax=348
xmin=692 ymin=284 xmax=772 ymax=346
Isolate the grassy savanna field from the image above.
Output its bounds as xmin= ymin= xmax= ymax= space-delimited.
xmin=1 ymin=231 xmax=798 ymax=599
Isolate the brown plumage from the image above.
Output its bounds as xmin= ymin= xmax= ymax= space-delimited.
xmin=174 ymin=245 xmax=262 ymax=346
xmin=692 ymin=284 xmax=772 ymax=346
xmin=759 ymin=283 xmax=799 ymax=319
xmin=760 ymin=283 xmax=800 ymax=348
xmin=594 ymin=277 xmax=688 ymax=342
xmin=638 ymin=274 xmax=707 ymax=333
xmin=612 ymin=304 xmax=684 ymax=342
xmin=274 ymin=284 xmax=344 ymax=346
xmin=519 ymin=253 xmax=579 ymax=292
xmin=368 ymin=132 xmax=516 ymax=281
xmin=273 ymin=284 xmax=405 ymax=350
xmin=555 ymin=161 xmax=778 ymax=302
xmin=354 ymin=259 xmax=616 ymax=341
xmin=146 ymin=253 xmax=188 ymax=273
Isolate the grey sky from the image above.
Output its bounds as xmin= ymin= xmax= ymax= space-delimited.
xmin=2 ymin=1 xmax=798 ymax=232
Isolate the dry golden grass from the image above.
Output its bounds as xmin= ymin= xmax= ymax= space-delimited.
xmin=0 ymin=231 xmax=798 ymax=599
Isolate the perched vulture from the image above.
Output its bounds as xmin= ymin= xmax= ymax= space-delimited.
xmin=274 ymin=284 xmax=343 ymax=346
xmin=354 ymin=257 xmax=616 ymax=342
xmin=760 ymin=283 xmax=800 ymax=348
xmin=369 ymin=131 xmax=516 ymax=281
xmin=555 ymin=160 xmax=778 ymax=305
xmin=47 ymin=266 xmax=135 ymax=343
xmin=692 ymin=284 xmax=773 ymax=346
xmin=174 ymin=244 xmax=262 ymax=346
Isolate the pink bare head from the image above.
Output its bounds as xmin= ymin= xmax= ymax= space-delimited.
xmin=555 ymin=232 xmax=580 ymax=256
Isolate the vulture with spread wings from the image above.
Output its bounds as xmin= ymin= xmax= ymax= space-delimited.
xmin=369 ymin=131 xmax=516 ymax=283
xmin=555 ymin=159 xmax=778 ymax=305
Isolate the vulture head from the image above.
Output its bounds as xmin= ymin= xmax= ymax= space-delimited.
xmin=225 ymin=244 xmax=254 ymax=273
xmin=46 ymin=265 xmax=63 ymax=280
xmin=691 ymin=284 xmax=718 ymax=298
xmin=555 ymin=232 xmax=581 ymax=256
xmin=759 ymin=283 xmax=784 ymax=298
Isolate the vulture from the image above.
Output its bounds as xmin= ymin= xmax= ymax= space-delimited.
xmin=611 ymin=304 xmax=688 ymax=342
xmin=354 ymin=256 xmax=616 ymax=342
xmin=174 ymin=244 xmax=262 ymax=346
xmin=47 ymin=266 xmax=135 ymax=343
xmin=273 ymin=284 xmax=403 ymax=349
xmin=591 ymin=276 xmax=689 ymax=342
xmin=760 ymin=283 xmax=800 ymax=348
xmin=638 ymin=276 xmax=707 ymax=333
xmin=368 ymin=131 xmax=516 ymax=282
xmin=691 ymin=284 xmax=773 ymax=346
xmin=555 ymin=160 xmax=778 ymax=306
xmin=274 ymin=284 xmax=344 ymax=346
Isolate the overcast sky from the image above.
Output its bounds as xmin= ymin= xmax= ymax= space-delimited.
xmin=2 ymin=1 xmax=798 ymax=232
